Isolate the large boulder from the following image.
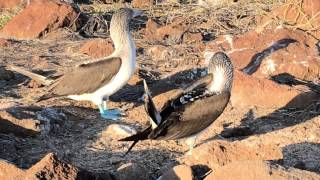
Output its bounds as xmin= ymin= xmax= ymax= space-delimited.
xmin=206 ymin=28 xmax=320 ymax=82
xmin=0 ymin=0 xmax=26 ymax=9
xmin=257 ymin=0 xmax=320 ymax=39
xmin=0 ymin=107 xmax=66 ymax=137
xmin=183 ymin=140 xmax=282 ymax=171
xmin=115 ymin=163 xmax=150 ymax=180
xmin=80 ymin=39 xmax=114 ymax=58
xmin=158 ymin=165 xmax=193 ymax=180
xmin=0 ymin=0 xmax=79 ymax=40
xmin=205 ymin=160 xmax=320 ymax=180
xmin=231 ymin=70 xmax=319 ymax=109
xmin=0 ymin=153 xmax=113 ymax=180
xmin=144 ymin=18 xmax=187 ymax=44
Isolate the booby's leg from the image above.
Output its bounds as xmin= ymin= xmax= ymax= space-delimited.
xmin=98 ymin=100 xmax=123 ymax=121
xmin=102 ymin=100 xmax=124 ymax=115
xmin=185 ymin=135 xmax=197 ymax=156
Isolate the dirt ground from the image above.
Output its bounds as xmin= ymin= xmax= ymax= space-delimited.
xmin=1 ymin=1 xmax=320 ymax=179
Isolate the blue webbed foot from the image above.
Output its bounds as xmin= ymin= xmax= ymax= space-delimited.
xmin=98 ymin=103 xmax=124 ymax=121
xmin=100 ymin=110 xmax=122 ymax=121
xmin=104 ymin=109 xmax=124 ymax=115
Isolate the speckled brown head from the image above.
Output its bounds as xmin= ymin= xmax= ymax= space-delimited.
xmin=207 ymin=52 xmax=234 ymax=93
xmin=110 ymin=8 xmax=143 ymax=35
xmin=110 ymin=8 xmax=143 ymax=51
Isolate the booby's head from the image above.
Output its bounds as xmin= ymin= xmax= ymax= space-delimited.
xmin=110 ymin=8 xmax=143 ymax=50
xmin=206 ymin=52 xmax=233 ymax=93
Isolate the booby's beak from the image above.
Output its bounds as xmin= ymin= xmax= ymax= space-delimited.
xmin=132 ymin=9 xmax=144 ymax=18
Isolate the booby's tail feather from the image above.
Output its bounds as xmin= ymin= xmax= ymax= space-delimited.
xmin=119 ymin=126 xmax=152 ymax=155
xmin=7 ymin=65 xmax=53 ymax=86
xmin=34 ymin=93 xmax=56 ymax=102
xmin=143 ymin=80 xmax=161 ymax=128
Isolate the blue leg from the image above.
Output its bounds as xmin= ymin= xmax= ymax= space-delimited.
xmin=98 ymin=101 xmax=123 ymax=121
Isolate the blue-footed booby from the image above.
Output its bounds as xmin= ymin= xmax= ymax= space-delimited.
xmin=119 ymin=52 xmax=234 ymax=155
xmin=8 ymin=8 xmax=143 ymax=120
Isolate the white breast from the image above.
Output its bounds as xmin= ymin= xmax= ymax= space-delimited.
xmin=208 ymin=67 xmax=226 ymax=93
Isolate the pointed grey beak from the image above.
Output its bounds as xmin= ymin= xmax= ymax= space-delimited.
xmin=132 ymin=9 xmax=144 ymax=18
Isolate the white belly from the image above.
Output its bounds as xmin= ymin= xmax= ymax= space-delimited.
xmin=68 ymin=59 xmax=135 ymax=105
xmin=68 ymin=94 xmax=93 ymax=101
xmin=93 ymin=61 xmax=135 ymax=103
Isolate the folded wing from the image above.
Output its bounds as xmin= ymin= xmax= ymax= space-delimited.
xmin=40 ymin=57 xmax=121 ymax=100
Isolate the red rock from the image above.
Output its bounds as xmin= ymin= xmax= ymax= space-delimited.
xmin=257 ymin=0 xmax=320 ymax=39
xmin=28 ymin=79 xmax=43 ymax=88
xmin=0 ymin=153 xmax=112 ymax=180
xmin=0 ymin=0 xmax=79 ymax=40
xmin=156 ymin=24 xmax=186 ymax=44
xmin=80 ymin=38 xmax=114 ymax=58
xmin=205 ymin=160 xmax=320 ymax=180
xmin=205 ymin=35 xmax=232 ymax=52
xmin=25 ymin=153 xmax=79 ymax=179
xmin=144 ymin=19 xmax=160 ymax=41
xmin=144 ymin=18 xmax=187 ymax=44
xmin=159 ymin=165 xmax=193 ymax=180
xmin=183 ymin=140 xmax=282 ymax=172
xmin=183 ymin=32 xmax=203 ymax=44
xmin=228 ymin=49 xmax=256 ymax=68
xmin=147 ymin=45 xmax=173 ymax=60
xmin=0 ymin=38 xmax=10 ymax=47
xmin=128 ymin=74 xmax=141 ymax=85
xmin=231 ymin=70 xmax=319 ymax=109
xmin=132 ymin=0 xmax=154 ymax=8
xmin=207 ymin=28 xmax=320 ymax=82
xmin=0 ymin=107 xmax=66 ymax=137
xmin=231 ymin=30 xmax=260 ymax=50
xmin=116 ymin=163 xmax=150 ymax=180
xmin=0 ymin=160 xmax=24 ymax=180
xmin=0 ymin=0 xmax=24 ymax=9
xmin=0 ymin=111 xmax=40 ymax=136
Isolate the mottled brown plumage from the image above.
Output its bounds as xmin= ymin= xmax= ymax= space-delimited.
xmin=151 ymin=91 xmax=230 ymax=140
xmin=120 ymin=52 xmax=234 ymax=155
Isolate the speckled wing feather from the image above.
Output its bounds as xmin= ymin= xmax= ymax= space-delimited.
xmin=150 ymin=88 xmax=230 ymax=140
xmin=38 ymin=57 xmax=121 ymax=100
xmin=159 ymin=74 xmax=213 ymax=120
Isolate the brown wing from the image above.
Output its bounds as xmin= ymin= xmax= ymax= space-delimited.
xmin=159 ymin=74 xmax=213 ymax=120
xmin=44 ymin=57 xmax=121 ymax=98
xmin=150 ymin=92 xmax=230 ymax=140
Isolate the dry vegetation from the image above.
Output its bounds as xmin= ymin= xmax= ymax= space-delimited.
xmin=1 ymin=0 xmax=320 ymax=179
xmin=0 ymin=7 xmax=21 ymax=29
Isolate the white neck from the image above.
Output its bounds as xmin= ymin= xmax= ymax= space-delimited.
xmin=208 ymin=67 xmax=228 ymax=93
xmin=110 ymin=31 xmax=136 ymax=60
xmin=90 ymin=31 xmax=136 ymax=105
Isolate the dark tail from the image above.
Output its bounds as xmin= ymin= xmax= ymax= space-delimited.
xmin=34 ymin=93 xmax=56 ymax=103
xmin=143 ymin=80 xmax=161 ymax=126
xmin=119 ymin=126 xmax=152 ymax=156
xmin=7 ymin=65 xmax=53 ymax=86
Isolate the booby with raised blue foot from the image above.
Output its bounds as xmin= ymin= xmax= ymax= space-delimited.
xmin=8 ymin=8 xmax=142 ymax=121
xmin=119 ymin=52 xmax=234 ymax=155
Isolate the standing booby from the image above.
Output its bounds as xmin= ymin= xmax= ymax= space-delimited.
xmin=8 ymin=8 xmax=143 ymax=120
xmin=120 ymin=52 xmax=234 ymax=155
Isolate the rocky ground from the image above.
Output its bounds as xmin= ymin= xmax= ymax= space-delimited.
xmin=0 ymin=0 xmax=320 ymax=179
